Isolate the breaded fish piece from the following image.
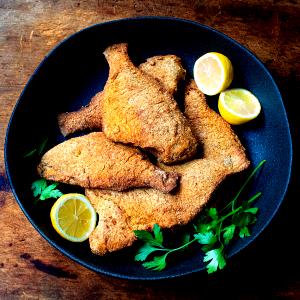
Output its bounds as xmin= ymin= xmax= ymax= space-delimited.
xmin=87 ymin=80 xmax=250 ymax=255
xmin=37 ymin=132 xmax=178 ymax=192
xmin=139 ymin=55 xmax=186 ymax=95
xmin=58 ymin=55 xmax=186 ymax=137
xmin=101 ymin=43 xmax=197 ymax=164
xmin=58 ymin=92 xmax=103 ymax=137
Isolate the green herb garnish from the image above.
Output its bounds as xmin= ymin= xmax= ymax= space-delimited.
xmin=31 ymin=178 xmax=63 ymax=201
xmin=24 ymin=137 xmax=48 ymax=158
xmin=134 ymin=160 xmax=266 ymax=274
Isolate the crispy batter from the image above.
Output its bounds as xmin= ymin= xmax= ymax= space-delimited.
xmin=139 ymin=55 xmax=186 ymax=95
xmin=58 ymin=92 xmax=103 ymax=136
xmin=101 ymin=43 xmax=197 ymax=164
xmin=37 ymin=132 xmax=178 ymax=192
xmin=58 ymin=55 xmax=186 ymax=137
xmin=89 ymin=200 xmax=135 ymax=255
xmin=87 ymin=80 xmax=250 ymax=255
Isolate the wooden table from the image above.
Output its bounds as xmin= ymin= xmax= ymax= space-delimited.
xmin=1 ymin=1 xmax=299 ymax=298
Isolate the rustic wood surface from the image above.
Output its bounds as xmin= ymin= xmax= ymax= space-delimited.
xmin=0 ymin=0 xmax=299 ymax=299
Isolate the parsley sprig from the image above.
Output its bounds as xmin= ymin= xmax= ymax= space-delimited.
xmin=25 ymin=138 xmax=63 ymax=202
xmin=31 ymin=178 xmax=63 ymax=201
xmin=134 ymin=160 xmax=266 ymax=274
xmin=24 ymin=137 xmax=48 ymax=158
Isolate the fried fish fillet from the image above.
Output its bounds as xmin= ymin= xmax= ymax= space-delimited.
xmin=139 ymin=55 xmax=186 ymax=95
xmin=58 ymin=54 xmax=186 ymax=137
xmin=87 ymin=80 xmax=250 ymax=255
xmin=37 ymin=132 xmax=178 ymax=192
xmin=101 ymin=43 xmax=197 ymax=164
xmin=58 ymin=92 xmax=103 ymax=137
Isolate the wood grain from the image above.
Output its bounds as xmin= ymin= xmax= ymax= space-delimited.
xmin=1 ymin=0 xmax=299 ymax=299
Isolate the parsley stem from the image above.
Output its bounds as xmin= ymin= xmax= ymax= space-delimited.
xmin=37 ymin=137 xmax=49 ymax=155
xmin=217 ymin=220 xmax=224 ymax=245
xmin=155 ymin=191 xmax=262 ymax=266
xmin=231 ymin=160 xmax=266 ymax=210
xmin=153 ymin=248 xmax=171 ymax=252
xmin=221 ymin=160 xmax=266 ymax=213
xmin=217 ymin=192 xmax=262 ymax=225
xmin=247 ymin=191 xmax=262 ymax=204
xmin=24 ymin=148 xmax=37 ymax=158
xmin=168 ymin=238 xmax=198 ymax=253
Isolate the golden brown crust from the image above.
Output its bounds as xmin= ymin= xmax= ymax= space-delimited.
xmin=58 ymin=54 xmax=187 ymax=137
xmin=87 ymin=80 xmax=250 ymax=255
xmin=139 ymin=55 xmax=186 ymax=95
xmin=37 ymin=132 xmax=179 ymax=192
xmin=89 ymin=200 xmax=136 ymax=255
xmin=58 ymin=92 xmax=103 ymax=137
xmin=183 ymin=81 xmax=250 ymax=172
xmin=101 ymin=43 xmax=197 ymax=164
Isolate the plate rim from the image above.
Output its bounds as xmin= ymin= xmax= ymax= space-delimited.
xmin=4 ymin=16 xmax=293 ymax=280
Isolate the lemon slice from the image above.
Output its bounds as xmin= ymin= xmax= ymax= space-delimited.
xmin=218 ymin=88 xmax=261 ymax=125
xmin=50 ymin=193 xmax=97 ymax=242
xmin=193 ymin=52 xmax=233 ymax=96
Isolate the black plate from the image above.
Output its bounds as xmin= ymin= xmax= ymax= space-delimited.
xmin=5 ymin=17 xmax=292 ymax=280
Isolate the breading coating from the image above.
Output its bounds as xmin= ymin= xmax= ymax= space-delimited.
xmin=58 ymin=54 xmax=186 ymax=137
xmin=37 ymin=132 xmax=179 ymax=192
xmin=58 ymin=92 xmax=103 ymax=136
xmin=101 ymin=43 xmax=197 ymax=164
xmin=139 ymin=55 xmax=186 ymax=95
xmin=87 ymin=81 xmax=250 ymax=255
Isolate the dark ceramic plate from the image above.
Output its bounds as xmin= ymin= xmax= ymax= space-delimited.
xmin=5 ymin=17 xmax=292 ymax=280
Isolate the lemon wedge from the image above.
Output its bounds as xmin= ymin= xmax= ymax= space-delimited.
xmin=193 ymin=52 xmax=233 ymax=96
xmin=50 ymin=193 xmax=97 ymax=242
xmin=218 ymin=88 xmax=261 ymax=125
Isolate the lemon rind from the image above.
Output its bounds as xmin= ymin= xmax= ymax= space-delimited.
xmin=219 ymin=89 xmax=261 ymax=120
xmin=193 ymin=52 xmax=233 ymax=96
xmin=50 ymin=193 xmax=97 ymax=242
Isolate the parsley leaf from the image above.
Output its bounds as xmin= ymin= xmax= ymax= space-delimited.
xmin=223 ymin=224 xmax=236 ymax=245
xmin=182 ymin=232 xmax=191 ymax=245
xmin=31 ymin=179 xmax=63 ymax=201
xmin=239 ymin=226 xmax=251 ymax=238
xmin=142 ymin=253 xmax=168 ymax=271
xmin=244 ymin=207 xmax=259 ymax=214
xmin=208 ymin=207 xmax=218 ymax=219
xmin=133 ymin=227 xmax=164 ymax=248
xmin=153 ymin=223 xmax=163 ymax=245
xmin=194 ymin=216 xmax=218 ymax=234
xmin=40 ymin=183 xmax=63 ymax=200
xmin=31 ymin=179 xmax=47 ymax=197
xmin=134 ymin=224 xmax=192 ymax=270
xmin=233 ymin=212 xmax=257 ymax=228
xmin=195 ymin=231 xmax=218 ymax=252
xmin=203 ymin=247 xmax=226 ymax=274
xmin=194 ymin=231 xmax=217 ymax=246
xmin=135 ymin=244 xmax=162 ymax=262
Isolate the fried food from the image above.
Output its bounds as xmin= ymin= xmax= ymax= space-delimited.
xmin=58 ymin=55 xmax=186 ymax=137
xmin=58 ymin=92 xmax=103 ymax=136
xmin=37 ymin=132 xmax=178 ymax=192
xmin=101 ymin=43 xmax=197 ymax=164
xmin=139 ymin=55 xmax=186 ymax=95
xmin=87 ymin=80 xmax=250 ymax=255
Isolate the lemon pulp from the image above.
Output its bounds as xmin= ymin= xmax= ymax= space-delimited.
xmin=218 ymin=89 xmax=261 ymax=125
xmin=193 ymin=52 xmax=233 ymax=96
xmin=50 ymin=193 xmax=97 ymax=242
